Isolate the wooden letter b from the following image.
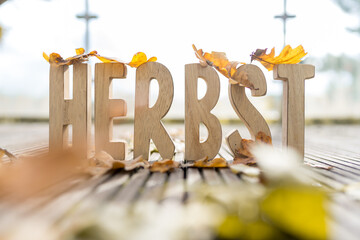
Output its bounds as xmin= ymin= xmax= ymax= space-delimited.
xmin=185 ymin=64 xmax=222 ymax=160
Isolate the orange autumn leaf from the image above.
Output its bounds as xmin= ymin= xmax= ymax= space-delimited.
xmin=127 ymin=52 xmax=157 ymax=68
xmin=192 ymin=44 xmax=256 ymax=90
xmin=150 ymin=159 xmax=180 ymax=173
xmin=192 ymin=156 xmax=228 ymax=168
xmin=251 ymin=45 xmax=307 ymax=71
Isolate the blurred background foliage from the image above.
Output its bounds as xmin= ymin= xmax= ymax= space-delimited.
xmin=0 ymin=0 xmax=360 ymax=123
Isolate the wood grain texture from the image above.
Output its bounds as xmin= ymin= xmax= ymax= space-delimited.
xmin=273 ymin=64 xmax=315 ymax=159
xmin=226 ymin=64 xmax=271 ymax=157
xmin=49 ymin=63 xmax=91 ymax=158
xmin=134 ymin=62 xmax=175 ymax=160
xmin=95 ymin=63 xmax=128 ymax=160
xmin=185 ymin=64 xmax=222 ymax=160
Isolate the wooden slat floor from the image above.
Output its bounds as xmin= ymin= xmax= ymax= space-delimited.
xmin=0 ymin=123 xmax=360 ymax=239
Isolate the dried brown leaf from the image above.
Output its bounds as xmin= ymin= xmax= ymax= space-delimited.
xmin=122 ymin=155 xmax=150 ymax=171
xmin=192 ymin=44 xmax=207 ymax=67
xmin=236 ymin=139 xmax=255 ymax=158
xmin=256 ymin=131 xmax=272 ymax=145
xmin=230 ymin=69 xmax=257 ymax=90
xmin=89 ymin=151 xmax=114 ymax=168
xmin=89 ymin=153 xmax=150 ymax=173
xmin=232 ymin=132 xmax=272 ymax=166
xmin=232 ymin=157 xmax=257 ymax=166
xmin=111 ymin=160 xmax=126 ymax=169
xmin=192 ymin=44 xmax=253 ymax=89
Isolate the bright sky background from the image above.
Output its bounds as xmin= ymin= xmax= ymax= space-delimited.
xmin=0 ymin=0 xmax=359 ymax=118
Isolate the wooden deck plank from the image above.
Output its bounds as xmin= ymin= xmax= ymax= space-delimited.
xmin=138 ymin=172 xmax=167 ymax=202
xmin=2 ymin=124 xmax=360 ymax=239
xmin=218 ymin=168 xmax=242 ymax=184
xmin=112 ymin=169 xmax=150 ymax=203
xmin=161 ymin=168 xmax=185 ymax=204
xmin=202 ymin=168 xmax=224 ymax=185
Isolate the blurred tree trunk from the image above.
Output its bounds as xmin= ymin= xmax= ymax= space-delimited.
xmin=0 ymin=0 xmax=7 ymax=6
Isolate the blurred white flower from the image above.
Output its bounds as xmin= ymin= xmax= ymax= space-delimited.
xmin=252 ymin=144 xmax=311 ymax=184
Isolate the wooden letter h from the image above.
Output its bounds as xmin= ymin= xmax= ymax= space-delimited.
xmin=49 ymin=63 xmax=91 ymax=158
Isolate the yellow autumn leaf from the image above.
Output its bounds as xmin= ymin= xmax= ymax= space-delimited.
xmin=147 ymin=56 xmax=157 ymax=63
xmin=251 ymin=45 xmax=307 ymax=71
xmin=87 ymin=50 xmax=120 ymax=63
xmin=48 ymin=52 xmax=67 ymax=65
xmin=127 ymin=52 xmax=157 ymax=68
xmin=75 ymin=48 xmax=85 ymax=55
xmin=96 ymin=56 xmax=119 ymax=63
xmin=42 ymin=52 xmax=49 ymax=62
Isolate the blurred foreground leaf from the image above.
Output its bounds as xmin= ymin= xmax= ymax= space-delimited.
xmin=261 ymin=186 xmax=328 ymax=239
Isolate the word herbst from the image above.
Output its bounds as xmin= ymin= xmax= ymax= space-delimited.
xmin=49 ymin=62 xmax=314 ymax=161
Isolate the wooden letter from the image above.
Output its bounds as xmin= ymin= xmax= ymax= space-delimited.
xmin=134 ymin=62 xmax=175 ymax=160
xmin=226 ymin=64 xmax=271 ymax=156
xmin=273 ymin=64 xmax=315 ymax=158
xmin=95 ymin=63 xmax=128 ymax=160
xmin=49 ymin=63 xmax=91 ymax=158
xmin=185 ymin=64 xmax=222 ymax=160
